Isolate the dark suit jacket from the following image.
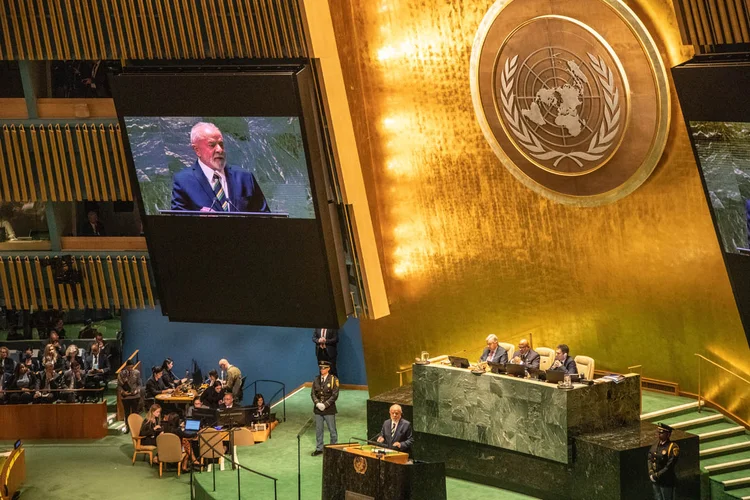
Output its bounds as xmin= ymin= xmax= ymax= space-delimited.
xmin=512 ymin=349 xmax=541 ymax=369
xmin=377 ymin=418 xmax=414 ymax=452
xmin=312 ymin=328 xmax=339 ymax=361
xmin=145 ymin=376 xmax=168 ymax=399
xmin=479 ymin=346 xmax=508 ymax=365
xmin=81 ymin=222 xmax=106 ymax=236
xmin=84 ymin=352 xmax=110 ymax=375
xmin=171 ymin=160 xmax=269 ymax=213
xmin=552 ymin=356 xmax=578 ymax=375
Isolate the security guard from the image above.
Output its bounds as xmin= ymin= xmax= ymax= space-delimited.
xmin=311 ymin=360 xmax=339 ymax=456
xmin=648 ymin=423 xmax=680 ymax=500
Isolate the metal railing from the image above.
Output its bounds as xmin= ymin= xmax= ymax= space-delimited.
xmin=190 ymin=427 xmax=278 ymax=500
xmin=696 ymin=353 xmax=750 ymax=425
xmin=247 ymin=379 xmax=286 ymax=422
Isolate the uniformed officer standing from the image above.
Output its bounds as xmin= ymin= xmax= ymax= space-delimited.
xmin=648 ymin=423 xmax=680 ymax=500
xmin=311 ymin=360 xmax=339 ymax=456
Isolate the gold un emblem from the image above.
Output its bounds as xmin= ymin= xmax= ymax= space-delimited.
xmin=471 ymin=0 xmax=670 ymax=205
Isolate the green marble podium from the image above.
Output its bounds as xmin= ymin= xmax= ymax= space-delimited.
xmin=412 ymin=363 xmax=641 ymax=464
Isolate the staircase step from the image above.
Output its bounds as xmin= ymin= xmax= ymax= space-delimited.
xmin=702 ymin=441 xmax=750 ymax=458
xmin=705 ymin=458 xmax=750 ymax=474
xmin=699 ymin=426 xmax=747 ymax=442
xmin=641 ymin=401 xmax=704 ymax=421
xmin=671 ymin=414 xmax=725 ymax=429
xmin=723 ymin=476 xmax=750 ymax=489
xmin=106 ymin=412 xmax=117 ymax=425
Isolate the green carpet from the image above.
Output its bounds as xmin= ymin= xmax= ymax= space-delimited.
xmin=4 ymin=388 xmax=537 ymax=500
xmin=641 ymin=391 xmax=696 ymax=414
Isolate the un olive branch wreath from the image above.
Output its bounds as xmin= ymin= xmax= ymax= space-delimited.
xmin=500 ymin=53 xmax=621 ymax=168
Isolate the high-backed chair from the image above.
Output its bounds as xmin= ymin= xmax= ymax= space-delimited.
xmin=127 ymin=413 xmax=155 ymax=465
xmin=575 ymin=355 xmax=595 ymax=380
xmin=536 ymin=347 xmax=555 ymax=371
xmin=499 ymin=343 xmax=515 ymax=361
xmin=199 ymin=428 xmax=226 ymax=470
xmin=232 ymin=427 xmax=255 ymax=447
xmin=156 ymin=433 xmax=186 ymax=477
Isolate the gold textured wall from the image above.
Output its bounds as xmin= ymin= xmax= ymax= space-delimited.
xmin=327 ymin=0 xmax=750 ymax=412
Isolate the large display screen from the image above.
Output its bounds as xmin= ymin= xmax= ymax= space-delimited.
xmin=690 ymin=121 xmax=750 ymax=256
xmin=125 ymin=116 xmax=314 ymax=218
xmin=111 ymin=64 xmax=349 ymax=327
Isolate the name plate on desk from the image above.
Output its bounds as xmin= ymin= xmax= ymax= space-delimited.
xmin=412 ymin=363 xmax=640 ymax=464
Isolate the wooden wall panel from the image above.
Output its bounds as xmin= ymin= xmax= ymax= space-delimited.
xmin=0 ymin=122 xmax=131 ymax=202
xmin=0 ymin=0 xmax=307 ymax=60
xmin=0 ymin=254 xmax=155 ymax=311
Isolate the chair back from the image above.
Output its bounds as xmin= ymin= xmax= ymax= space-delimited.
xmin=499 ymin=342 xmax=515 ymax=360
xmin=232 ymin=427 xmax=255 ymax=446
xmin=199 ymin=429 xmax=225 ymax=460
xmin=536 ymin=347 xmax=555 ymax=371
xmin=575 ymin=355 xmax=595 ymax=380
xmin=127 ymin=413 xmax=144 ymax=441
xmin=156 ymin=433 xmax=183 ymax=463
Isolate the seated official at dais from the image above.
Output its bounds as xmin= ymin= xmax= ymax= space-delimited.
xmin=510 ymin=338 xmax=540 ymax=369
xmin=550 ymin=344 xmax=578 ymax=375
xmin=145 ymin=366 xmax=174 ymax=401
xmin=479 ymin=334 xmax=508 ymax=365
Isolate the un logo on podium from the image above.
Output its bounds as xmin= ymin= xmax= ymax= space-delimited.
xmin=471 ymin=1 xmax=669 ymax=205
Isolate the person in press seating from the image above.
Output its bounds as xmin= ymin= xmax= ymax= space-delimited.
xmin=91 ymin=332 xmax=107 ymax=355
xmin=61 ymin=360 xmax=85 ymax=402
xmin=0 ymin=346 xmax=16 ymax=377
xmin=63 ymin=344 xmax=84 ymax=371
xmin=42 ymin=344 xmax=64 ymax=372
xmin=81 ymin=208 xmax=106 ymax=236
xmin=478 ymin=334 xmax=508 ymax=366
xmin=84 ymin=343 xmax=109 ymax=382
xmin=649 ymin=423 xmax=680 ymax=500
xmin=313 ymin=327 xmax=339 ymax=377
xmin=22 ymin=347 xmax=40 ymax=373
xmin=311 ymin=360 xmax=339 ymax=457
xmin=44 ymin=331 xmax=66 ymax=358
xmin=218 ymin=359 xmax=243 ymax=403
xmin=171 ymin=122 xmax=270 ymax=213
xmin=376 ymin=404 xmax=414 ymax=453
xmin=118 ymin=359 xmax=142 ymax=428
xmin=8 ymin=363 xmax=35 ymax=404
xmin=550 ymin=344 xmax=578 ymax=375
xmin=34 ymin=361 xmax=60 ymax=403
xmin=52 ymin=318 xmax=67 ymax=339
xmin=186 ymin=396 xmax=203 ymax=418
xmin=200 ymin=380 xmax=224 ymax=409
xmin=219 ymin=392 xmax=235 ymax=410
xmin=139 ymin=404 xmax=163 ymax=447
xmin=146 ymin=366 xmax=174 ymax=401
xmin=161 ymin=357 xmax=187 ymax=388
xmin=510 ymin=338 xmax=540 ymax=369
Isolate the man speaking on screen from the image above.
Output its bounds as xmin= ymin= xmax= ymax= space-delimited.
xmin=171 ymin=122 xmax=270 ymax=213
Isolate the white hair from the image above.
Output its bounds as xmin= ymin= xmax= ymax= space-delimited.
xmin=190 ymin=122 xmax=220 ymax=145
xmin=485 ymin=334 xmax=498 ymax=343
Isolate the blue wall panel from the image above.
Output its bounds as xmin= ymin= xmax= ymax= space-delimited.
xmin=121 ymin=308 xmax=367 ymax=403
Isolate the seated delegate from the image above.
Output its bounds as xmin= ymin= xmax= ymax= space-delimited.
xmin=479 ymin=334 xmax=508 ymax=365
xmin=510 ymin=339 xmax=540 ymax=369
xmin=145 ymin=366 xmax=174 ymax=402
xmin=200 ymin=380 xmax=224 ymax=409
xmin=550 ymin=344 xmax=578 ymax=375
xmin=139 ymin=404 xmax=163 ymax=446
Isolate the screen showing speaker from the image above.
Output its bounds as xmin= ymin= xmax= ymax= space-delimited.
xmin=124 ymin=116 xmax=314 ymax=219
xmin=110 ymin=64 xmax=348 ymax=327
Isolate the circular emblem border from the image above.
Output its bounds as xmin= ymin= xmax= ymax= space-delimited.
xmin=491 ymin=15 xmax=631 ymax=178
xmin=470 ymin=0 xmax=671 ymax=206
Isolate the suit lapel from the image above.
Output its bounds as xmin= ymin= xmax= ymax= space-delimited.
xmin=192 ymin=160 xmax=218 ymax=210
xmin=224 ymin=167 xmax=235 ymax=211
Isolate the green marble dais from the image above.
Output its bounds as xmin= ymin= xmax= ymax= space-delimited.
xmin=412 ymin=364 xmax=640 ymax=464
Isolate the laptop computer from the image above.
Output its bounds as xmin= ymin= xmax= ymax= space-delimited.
xmin=448 ymin=356 xmax=470 ymax=369
xmin=487 ymin=362 xmax=506 ymax=374
xmin=505 ymin=363 xmax=526 ymax=377
xmin=183 ymin=418 xmax=201 ymax=437
xmin=545 ymin=370 xmax=566 ymax=383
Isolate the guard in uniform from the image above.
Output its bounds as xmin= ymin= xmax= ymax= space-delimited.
xmin=648 ymin=423 xmax=680 ymax=500
xmin=311 ymin=360 xmax=339 ymax=456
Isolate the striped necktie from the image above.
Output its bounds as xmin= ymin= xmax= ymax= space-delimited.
xmin=212 ymin=173 xmax=229 ymax=211
xmin=391 ymin=420 xmax=397 ymax=437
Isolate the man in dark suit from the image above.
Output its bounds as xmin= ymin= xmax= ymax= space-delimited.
xmin=479 ymin=334 xmax=508 ymax=365
xmin=81 ymin=209 xmax=106 ymax=236
xmin=550 ymin=344 xmax=578 ymax=374
xmin=171 ymin=122 xmax=269 ymax=213
xmin=312 ymin=328 xmax=339 ymax=377
xmin=511 ymin=338 xmax=540 ymax=369
xmin=376 ymin=404 xmax=414 ymax=453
